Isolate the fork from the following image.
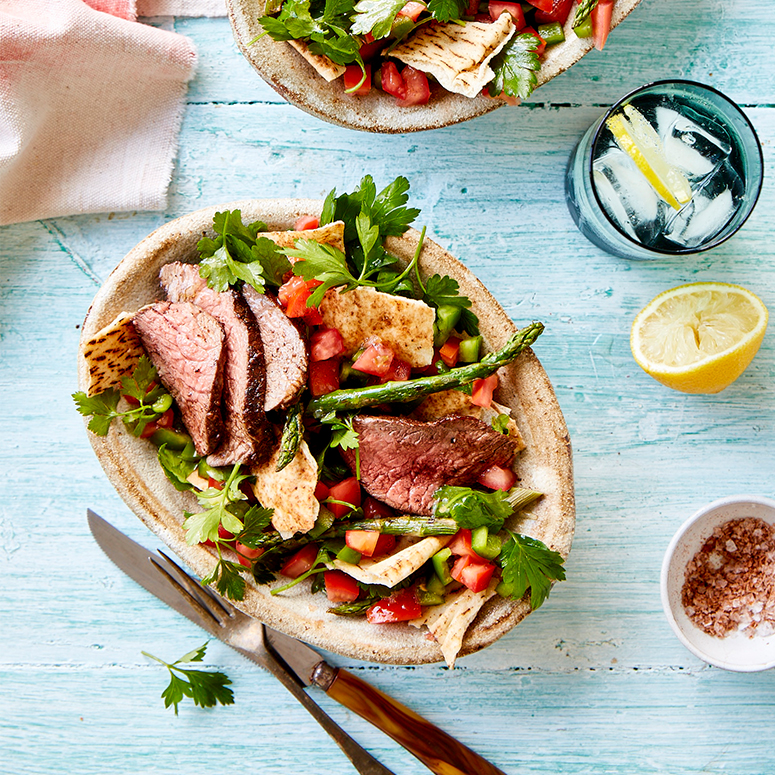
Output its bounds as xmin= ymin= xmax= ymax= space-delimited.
xmin=151 ymin=550 xmax=397 ymax=775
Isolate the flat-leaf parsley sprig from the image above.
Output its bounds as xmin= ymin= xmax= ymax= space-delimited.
xmin=143 ymin=641 xmax=234 ymax=715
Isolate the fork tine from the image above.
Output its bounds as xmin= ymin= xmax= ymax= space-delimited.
xmin=149 ymin=556 xmax=225 ymax=627
xmin=156 ymin=549 xmax=234 ymax=618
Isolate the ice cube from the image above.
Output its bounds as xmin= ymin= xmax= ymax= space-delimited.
xmin=664 ymin=188 xmax=735 ymax=248
xmin=656 ymin=104 xmax=732 ymax=181
xmin=593 ymin=148 xmax=664 ymax=244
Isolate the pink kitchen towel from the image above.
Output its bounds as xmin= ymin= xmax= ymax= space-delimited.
xmin=0 ymin=0 xmax=197 ymax=226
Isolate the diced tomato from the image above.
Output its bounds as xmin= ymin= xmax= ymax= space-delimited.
xmin=310 ymin=328 xmax=345 ymax=361
xmin=278 ymin=273 xmax=324 ymax=321
xmin=201 ymin=539 xmax=216 ymax=548
xmin=217 ymin=523 xmax=235 ymax=549
xmin=308 ymin=359 xmax=340 ymax=396
xmin=358 ymin=37 xmax=384 ymax=61
xmin=380 ymin=357 xmax=411 ymax=383
xmin=592 ymin=0 xmax=614 ymax=50
xmin=353 ymin=341 xmax=394 ymax=377
xmin=533 ymin=0 xmax=572 ymax=23
xmin=366 ymin=587 xmax=422 ymax=624
xmin=156 ymin=408 xmax=174 ymax=429
xmin=344 ymin=63 xmax=371 ymax=95
xmin=140 ymin=420 xmax=158 ymax=439
xmin=280 ymin=543 xmax=319 ymax=578
xmin=294 ymin=215 xmax=319 ymax=230
xmin=209 ymin=477 xmax=225 ymax=491
xmin=483 ymin=88 xmax=519 ymax=106
xmin=526 ymin=0 xmax=553 ymax=11
xmin=448 ymin=529 xmax=485 ymax=560
xmin=123 ymin=381 xmax=157 ymax=406
xmin=450 ymin=555 xmax=496 ymax=593
xmin=397 ymin=0 xmax=425 ymax=21
xmin=477 ymin=464 xmax=517 ymax=491
xmin=324 ymin=570 xmax=361 ymax=603
xmin=438 ymin=337 xmax=460 ymax=368
xmin=328 ymin=476 xmax=362 ymax=518
xmin=471 ymin=373 xmax=498 ymax=407
xmin=396 ymin=66 xmax=430 ymax=106
xmin=374 ymin=533 xmax=396 ymax=556
xmin=302 ymin=305 xmax=324 ymax=326
xmin=278 ymin=274 xmax=305 ymax=306
xmin=315 ymin=481 xmax=330 ymax=501
xmin=488 ymin=1 xmax=525 ymax=28
xmin=380 ymin=61 xmax=407 ymax=101
xmin=346 ymin=529 xmax=380 ymax=557
xmin=522 ymin=25 xmax=546 ymax=54
xmin=363 ymin=496 xmax=394 ymax=520
xmin=235 ymin=542 xmax=265 ymax=568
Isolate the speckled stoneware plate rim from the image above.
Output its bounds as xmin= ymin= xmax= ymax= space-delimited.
xmin=78 ymin=199 xmax=575 ymax=665
xmin=661 ymin=494 xmax=775 ymax=673
xmin=226 ymin=0 xmax=643 ymax=133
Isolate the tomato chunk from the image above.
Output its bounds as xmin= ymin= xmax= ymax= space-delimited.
xmin=396 ymin=66 xmax=430 ymax=106
xmin=235 ymin=542 xmax=265 ymax=568
xmin=309 ymin=360 xmax=340 ymax=396
xmin=294 ymin=215 xmax=319 ymax=230
xmin=477 ymin=464 xmax=517 ymax=491
xmin=438 ymin=337 xmax=460 ymax=368
xmin=310 ymin=327 xmax=345 ymax=361
xmin=451 ymin=555 xmax=496 ymax=593
xmin=380 ymin=61 xmax=407 ymax=100
xmin=324 ymin=570 xmax=360 ymax=603
xmin=533 ymin=0 xmax=572 ymax=23
xmin=358 ymin=37 xmax=384 ymax=61
xmin=280 ymin=543 xmax=319 ymax=578
xmin=471 ymin=373 xmax=498 ymax=407
xmin=363 ymin=496 xmax=394 ymax=520
xmin=346 ymin=530 xmax=380 ymax=557
xmin=353 ymin=341 xmax=394 ymax=377
xmin=526 ymin=0 xmax=553 ymax=11
xmin=591 ymin=0 xmax=614 ymax=50
xmin=366 ymin=588 xmax=422 ymax=624
xmin=488 ymin=2 xmax=525 ymax=28
xmin=328 ymin=476 xmax=362 ymax=518
xmin=374 ymin=533 xmax=396 ymax=556
xmin=344 ymin=63 xmax=371 ymax=95
xmin=448 ymin=529 xmax=480 ymax=559
xmin=315 ymin=481 xmax=331 ymax=501
xmin=380 ymin=357 xmax=411 ymax=383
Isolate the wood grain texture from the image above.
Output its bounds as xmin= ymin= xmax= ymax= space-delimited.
xmin=2 ymin=0 xmax=774 ymax=773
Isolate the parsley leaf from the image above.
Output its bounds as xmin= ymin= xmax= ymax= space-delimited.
xmin=287 ymin=240 xmax=359 ymax=306
xmin=183 ymin=464 xmax=251 ymax=545
xmin=202 ymin=558 xmax=249 ymax=600
xmin=236 ymin=505 xmax=275 ymax=548
xmin=351 ymin=0 xmax=407 ymax=38
xmin=422 ymin=274 xmax=480 ymax=336
xmin=432 ymin=485 xmax=514 ymax=531
xmin=427 ymin=0 xmax=466 ymax=23
xmin=73 ymin=389 xmax=120 ymax=436
xmin=498 ymin=532 xmax=566 ymax=609
xmin=157 ymin=443 xmax=199 ymax=492
xmin=488 ymin=32 xmax=541 ymax=100
xmin=143 ymin=642 xmax=234 ymax=715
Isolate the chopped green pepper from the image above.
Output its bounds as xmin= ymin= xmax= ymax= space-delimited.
xmin=433 ymin=305 xmax=462 ymax=347
xmin=432 ymin=547 xmax=453 ymax=585
xmin=337 ymin=545 xmax=362 ymax=564
xmin=537 ymin=21 xmax=565 ymax=45
xmin=457 ymin=335 xmax=482 ymax=363
xmin=471 ymin=525 xmax=502 ymax=560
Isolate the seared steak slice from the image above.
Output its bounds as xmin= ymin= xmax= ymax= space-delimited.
xmin=341 ymin=415 xmax=518 ymax=515
xmin=241 ymin=285 xmax=308 ymax=411
xmin=133 ymin=302 xmax=225 ymax=456
xmin=160 ymin=262 xmax=272 ymax=466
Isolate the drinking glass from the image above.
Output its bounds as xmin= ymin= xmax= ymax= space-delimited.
xmin=565 ymin=80 xmax=763 ymax=260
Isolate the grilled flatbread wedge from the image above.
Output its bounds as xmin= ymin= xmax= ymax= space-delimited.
xmin=77 ymin=198 xmax=574 ymax=666
xmin=81 ymin=312 xmax=145 ymax=396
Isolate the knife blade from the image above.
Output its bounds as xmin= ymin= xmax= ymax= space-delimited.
xmin=88 ymin=510 xmax=508 ymax=775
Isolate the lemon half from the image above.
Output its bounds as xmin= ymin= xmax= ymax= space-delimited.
xmin=631 ymin=282 xmax=768 ymax=394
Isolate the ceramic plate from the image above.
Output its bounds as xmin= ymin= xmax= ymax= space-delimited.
xmin=226 ymin=0 xmax=642 ymax=133
xmin=78 ymin=200 xmax=575 ymax=664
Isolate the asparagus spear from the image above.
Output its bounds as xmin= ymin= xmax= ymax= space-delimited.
xmin=342 ymin=517 xmax=459 ymax=536
xmin=275 ymin=402 xmax=303 ymax=472
xmin=306 ymin=321 xmax=544 ymax=418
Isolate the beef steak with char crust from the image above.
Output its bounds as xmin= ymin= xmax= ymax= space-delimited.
xmin=341 ymin=414 xmax=518 ymax=515
xmin=159 ymin=262 xmax=273 ymax=466
xmin=133 ymin=301 xmax=225 ymax=457
xmin=241 ymin=285 xmax=308 ymax=411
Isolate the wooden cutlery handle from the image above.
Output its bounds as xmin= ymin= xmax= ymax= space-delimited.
xmin=326 ymin=668 xmax=507 ymax=775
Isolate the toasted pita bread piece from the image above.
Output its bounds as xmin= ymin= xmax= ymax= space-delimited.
xmin=410 ymin=579 xmax=499 ymax=667
xmin=288 ymin=39 xmax=346 ymax=82
xmin=333 ymin=535 xmax=451 ymax=587
xmin=251 ymin=439 xmax=319 ymax=538
xmin=262 ymin=220 xmax=345 ymax=252
xmin=391 ymin=16 xmax=516 ymax=99
xmin=319 ymin=285 xmax=435 ymax=367
xmin=81 ymin=312 xmax=145 ymax=396
xmin=412 ymin=389 xmax=525 ymax=451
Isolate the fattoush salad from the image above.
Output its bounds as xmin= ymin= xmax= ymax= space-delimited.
xmin=255 ymin=0 xmax=616 ymax=105
xmin=74 ymin=176 xmax=565 ymax=667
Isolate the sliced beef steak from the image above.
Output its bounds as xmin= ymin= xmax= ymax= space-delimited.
xmin=341 ymin=415 xmax=518 ymax=515
xmin=133 ymin=301 xmax=225 ymax=456
xmin=159 ymin=262 xmax=272 ymax=466
xmin=241 ymin=285 xmax=308 ymax=411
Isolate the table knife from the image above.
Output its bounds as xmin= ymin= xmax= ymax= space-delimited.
xmin=88 ymin=510 xmax=507 ymax=775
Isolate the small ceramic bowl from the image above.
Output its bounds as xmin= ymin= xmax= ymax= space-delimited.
xmin=661 ymin=495 xmax=775 ymax=672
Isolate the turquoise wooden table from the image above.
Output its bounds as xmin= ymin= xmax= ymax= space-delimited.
xmin=2 ymin=1 xmax=774 ymax=772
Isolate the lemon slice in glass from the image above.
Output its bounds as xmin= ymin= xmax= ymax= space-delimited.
xmin=606 ymin=104 xmax=693 ymax=211
xmin=631 ymin=282 xmax=768 ymax=394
